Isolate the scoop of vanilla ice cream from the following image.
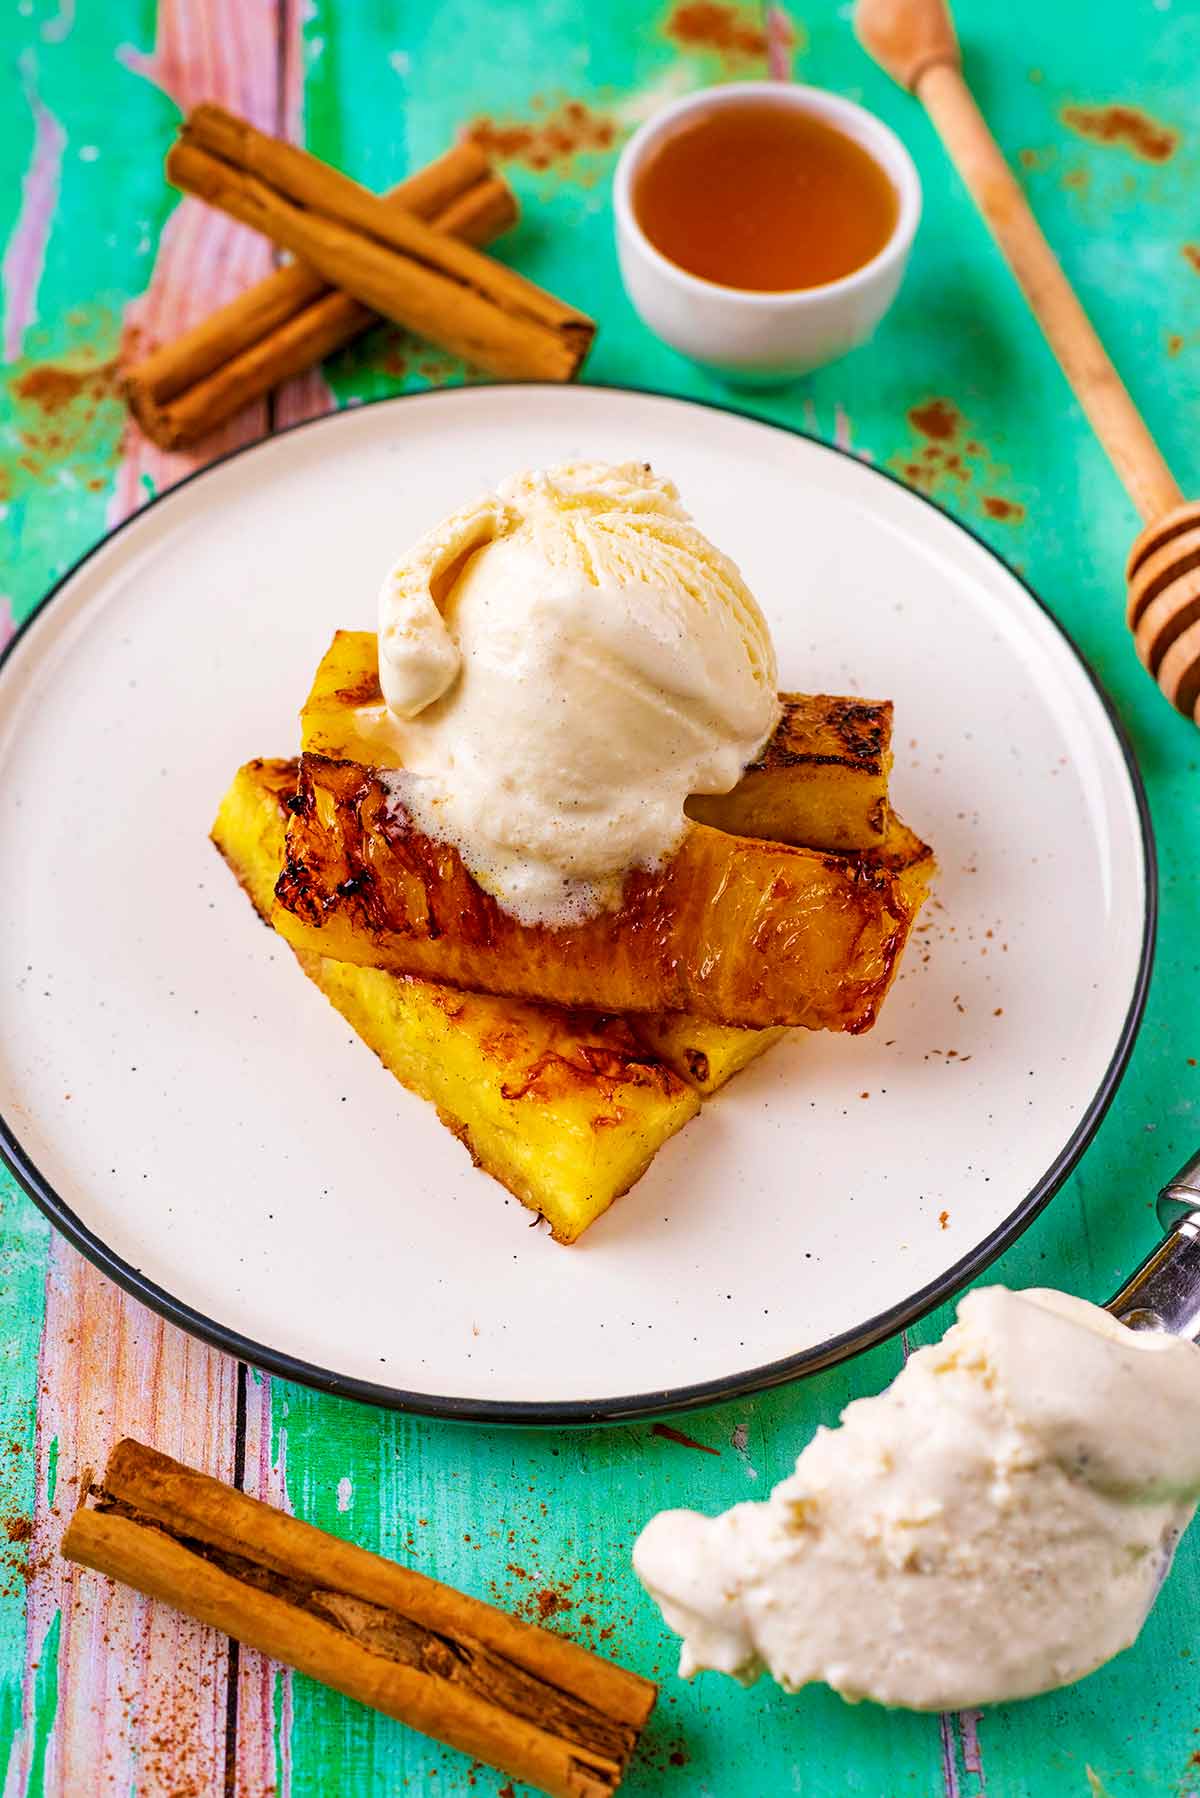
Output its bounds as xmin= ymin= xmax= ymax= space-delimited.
xmin=376 ymin=461 xmax=780 ymax=925
xmin=634 ymin=1287 xmax=1200 ymax=1711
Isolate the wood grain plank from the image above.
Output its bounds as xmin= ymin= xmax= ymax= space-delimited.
xmin=229 ymin=13 xmax=313 ymax=1788
xmin=6 ymin=2 xmax=294 ymax=1792
xmin=234 ymin=1369 xmax=294 ymax=1798
xmin=6 ymin=1251 xmax=237 ymax=1796
xmin=0 ymin=8 xmax=162 ymax=1781
xmin=271 ymin=0 xmax=334 ymax=435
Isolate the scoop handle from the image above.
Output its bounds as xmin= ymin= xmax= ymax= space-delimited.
xmin=1107 ymin=1149 xmax=1200 ymax=1339
xmin=1158 ymin=1148 xmax=1200 ymax=1228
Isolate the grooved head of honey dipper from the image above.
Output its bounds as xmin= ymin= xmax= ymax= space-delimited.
xmin=854 ymin=0 xmax=960 ymax=91
xmin=1127 ymin=500 xmax=1200 ymax=721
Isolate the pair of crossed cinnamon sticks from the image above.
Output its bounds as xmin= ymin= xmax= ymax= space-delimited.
xmin=123 ymin=106 xmax=596 ymax=450
xmin=65 ymin=1439 xmax=655 ymax=1797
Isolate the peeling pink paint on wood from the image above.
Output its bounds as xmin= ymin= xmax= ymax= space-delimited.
xmin=109 ymin=203 xmax=276 ymax=519
xmin=938 ymin=1708 xmax=988 ymax=1797
xmin=939 ymin=1712 xmax=963 ymax=1798
xmin=1 ymin=51 xmax=67 ymax=363
xmin=765 ymin=6 xmax=794 ymax=81
xmin=272 ymin=359 xmax=337 ymax=431
xmin=110 ymin=0 xmax=284 ymax=520
xmin=272 ymin=0 xmax=336 ymax=432
xmin=832 ymin=401 xmax=874 ymax=463
xmin=959 ymin=1709 xmax=987 ymax=1785
xmin=40 ymin=0 xmax=76 ymax=47
xmin=116 ymin=0 xmax=276 ymax=119
xmin=110 ymin=0 xmax=334 ymax=505
xmin=5 ymin=1249 xmax=238 ymax=1797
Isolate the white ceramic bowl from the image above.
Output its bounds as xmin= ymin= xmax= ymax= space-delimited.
xmin=613 ymin=81 xmax=922 ymax=383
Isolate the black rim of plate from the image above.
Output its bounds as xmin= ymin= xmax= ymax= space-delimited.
xmin=0 ymin=382 xmax=1158 ymax=1427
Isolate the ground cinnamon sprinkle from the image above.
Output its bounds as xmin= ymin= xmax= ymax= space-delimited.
xmin=1183 ymin=245 xmax=1200 ymax=273
xmin=14 ymin=364 xmax=92 ymax=412
xmin=463 ymin=99 xmax=616 ymax=172
xmin=899 ymin=399 xmax=967 ymax=492
xmin=372 ymin=330 xmax=464 ymax=387
xmin=897 ymin=399 xmax=1027 ymax=525
xmin=7 ymin=355 xmax=120 ymax=480
xmin=665 ymin=1 xmax=769 ymax=59
xmin=486 ymin=1520 xmax=642 ymax=1658
xmin=908 ymin=398 xmax=960 ymax=442
xmin=982 ymin=495 xmax=1025 ymax=522
xmin=535 ymin=1587 xmax=573 ymax=1621
xmin=1061 ymin=103 xmax=1178 ymax=162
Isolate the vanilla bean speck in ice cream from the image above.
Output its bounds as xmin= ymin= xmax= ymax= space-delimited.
xmin=634 ymin=1287 xmax=1200 ymax=1711
xmin=376 ymin=460 xmax=780 ymax=925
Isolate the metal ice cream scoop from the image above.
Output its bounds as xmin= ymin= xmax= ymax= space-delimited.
xmin=1105 ymin=1149 xmax=1200 ymax=1607
xmin=1108 ymin=1149 xmax=1200 ymax=1341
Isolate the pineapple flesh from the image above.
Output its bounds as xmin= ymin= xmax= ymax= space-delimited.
xmin=686 ymin=693 xmax=891 ymax=851
xmin=213 ymin=759 xmax=700 ymax=1244
xmin=629 ymin=1016 xmax=791 ymax=1095
xmin=630 ymin=809 xmax=934 ymax=1084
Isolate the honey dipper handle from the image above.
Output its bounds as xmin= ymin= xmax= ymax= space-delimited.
xmin=856 ymin=0 xmax=1182 ymax=522
xmin=916 ymin=64 xmax=1180 ymax=520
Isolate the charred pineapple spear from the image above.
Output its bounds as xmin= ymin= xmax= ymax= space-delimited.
xmin=281 ymin=630 xmax=928 ymax=1030
xmin=274 ymin=753 xmax=929 ymax=1031
xmin=214 ymin=634 xmax=932 ymax=1239
xmin=214 ymin=759 xmax=700 ymax=1243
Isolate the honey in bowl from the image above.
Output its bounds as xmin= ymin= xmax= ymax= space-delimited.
xmin=632 ymin=100 xmax=900 ymax=293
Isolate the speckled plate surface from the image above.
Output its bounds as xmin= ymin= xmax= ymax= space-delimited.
xmin=0 ymin=385 xmax=1153 ymax=1421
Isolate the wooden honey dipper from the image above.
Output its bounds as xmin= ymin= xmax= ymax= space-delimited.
xmin=856 ymin=0 xmax=1200 ymax=721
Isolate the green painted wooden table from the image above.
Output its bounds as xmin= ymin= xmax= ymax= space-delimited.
xmin=2 ymin=1 xmax=1199 ymax=1792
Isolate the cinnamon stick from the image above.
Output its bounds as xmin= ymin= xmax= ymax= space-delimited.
xmin=123 ymin=142 xmax=518 ymax=449
xmin=128 ymin=140 xmax=491 ymax=405
xmin=166 ymin=105 xmax=595 ymax=382
xmin=63 ymin=1439 xmax=654 ymax=1798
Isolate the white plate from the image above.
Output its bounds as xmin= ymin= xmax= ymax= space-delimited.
xmin=0 ymin=387 xmax=1152 ymax=1421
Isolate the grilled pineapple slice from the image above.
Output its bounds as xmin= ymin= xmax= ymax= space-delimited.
xmin=300 ymin=630 xmax=398 ymax=763
xmin=629 ymin=1016 xmax=790 ymax=1094
xmin=213 ymin=759 xmax=699 ymax=1243
xmin=300 ymin=632 xmax=892 ymax=852
xmin=274 ymin=755 xmax=931 ymax=1031
xmin=633 ymin=816 xmax=932 ymax=1082
xmin=685 ymin=693 xmax=891 ymax=851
